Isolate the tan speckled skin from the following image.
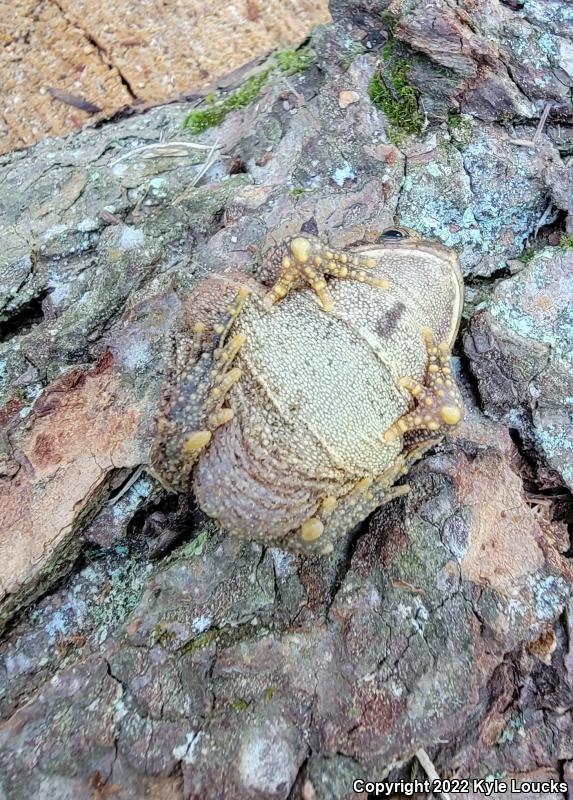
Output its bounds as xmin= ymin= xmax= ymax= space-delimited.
xmin=153 ymin=236 xmax=463 ymax=553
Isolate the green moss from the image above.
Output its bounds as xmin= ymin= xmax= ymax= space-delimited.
xmin=184 ymin=69 xmax=271 ymax=133
xmin=369 ymin=26 xmax=422 ymax=145
xmin=182 ymin=42 xmax=314 ymax=134
xmin=183 ymin=106 xmax=225 ymax=134
xmin=178 ymin=628 xmax=221 ymax=655
xmin=380 ymin=9 xmax=398 ymax=34
xmin=275 ymin=45 xmax=314 ymax=75
xmin=264 ymin=686 xmax=277 ymax=701
xmin=382 ymin=39 xmax=393 ymax=61
xmin=153 ymin=623 xmax=177 ymax=647
xmin=289 ymin=187 xmax=305 ymax=198
xmin=231 ymin=698 xmax=250 ymax=711
xmin=177 ymin=620 xmax=258 ymax=657
xmin=518 ymin=248 xmax=537 ymax=264
xmin=369 ymin=59 xmax=422 ymax=144
xmin=559 ymin=234 xmax=573 ymax=249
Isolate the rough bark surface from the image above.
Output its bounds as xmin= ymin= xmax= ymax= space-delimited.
xmin=1 ymin=1 xmax=572 ymax=798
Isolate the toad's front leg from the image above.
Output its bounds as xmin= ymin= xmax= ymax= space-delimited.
xmin=260 ymin=234 xmax=389 ymax=311
xmin=151 ymin=287 xmax=249 ymax=492
xmin=383 ymin=327 xmax=463 ymax=443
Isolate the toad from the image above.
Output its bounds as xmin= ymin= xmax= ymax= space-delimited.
xmin=151 ymin=228 xmax=463 ymax=554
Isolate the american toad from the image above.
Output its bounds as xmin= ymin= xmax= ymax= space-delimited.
xmin=152 ymin=228 xmax=464 ymax=554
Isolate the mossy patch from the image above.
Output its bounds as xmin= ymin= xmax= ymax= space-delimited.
xmin=153 ymin=622 xmax=178 ymax=647
xmin=275 ymin=44 xmax=314 ymax=75
xmin=264 ymin=685 xmax=277 ymax=701
xmin=518 ymin=247 xmax=537 ymax=264
xmin=184 ymin=69 xmax=271 ymax=133
xmin=177 ymin=620 xmax=263 ymax=657
xmin=519 ymin=235 xmax=573 ymax=263
xmin=369 ymin=62 xmax=422 ymax=144
xmin=380 ymin=9 xmax=398 ymax=34
xmin=369 ymin=33 xmax=422 ymax=145
xmin=183 ymin=44 xmax=314 ymax=134
xmin=231 ymin=698 xmax=250 ymax=711
xmin=178 ymin=628 xmax=221 ymax=655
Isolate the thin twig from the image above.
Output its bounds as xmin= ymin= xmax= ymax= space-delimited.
xmin=173 ymin=138 xmax=223 ymax=202
xmin=108 ymin=465 xmax=145 ymax=505
xmin=110 ymin=141 xmax=221 ymax=167
xmin=533 ymin=101 xmax=553 ymax=143
xmin=534 ymin=200 xmax=554 ymax=238
xmin=510 ymin=101 xmax=552 ymax=147
xmin=130 ymin=182 xmax=151 ymax=219
xmin=416 ymin=748 xmax=451 ymax=800
xmin=188 ymin=138 xmax=222 ymax=188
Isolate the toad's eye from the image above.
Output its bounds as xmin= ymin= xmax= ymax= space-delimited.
xmin=380 ymin=228 xmax=408 ymax=241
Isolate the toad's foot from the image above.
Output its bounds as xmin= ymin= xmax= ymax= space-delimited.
xmin=151 ymin=288 xmax=249 ymax=491
xmin=383 ymin=327 xmax=463 ymax=443
xmin=295 ymin=439 xmax=440 ymax=554
xmin=261 ymin=234 xmax=389 ymax=312
xmin=296 ymin=483 xmax=409 ymax=555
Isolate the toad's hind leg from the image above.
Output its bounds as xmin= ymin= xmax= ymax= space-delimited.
xmin=151 ymin=288 xmax=249 ymax=491
xmin=261 ymin=234 xmax=389 ymax=312
xmin=383 ymin=327 xmax=463 ymax=443
xmin=294 ymin=440 xmax=440 ymax=555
